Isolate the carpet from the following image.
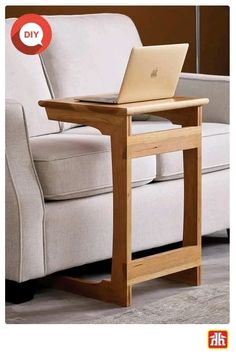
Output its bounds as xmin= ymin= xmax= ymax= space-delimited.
xmin=88 ymin=283 xmax=229 ymax=324
xmin=6 ymin=240 xmax=229 ymax=324
xmin=6 ymin=282 xmax=229 ymax=324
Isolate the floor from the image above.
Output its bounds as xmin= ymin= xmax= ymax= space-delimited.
xmin=5 ymin=230 xmax=229 ymax=324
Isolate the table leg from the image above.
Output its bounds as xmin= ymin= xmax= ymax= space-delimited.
xmin=165 ymin=107 xmax=202 ymax=285
xmin=110 ymin=115 xmax=132 ymax=306
xmin=49 ymin=115 xmax=132 ymax=306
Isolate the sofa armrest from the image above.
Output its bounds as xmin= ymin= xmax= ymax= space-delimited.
xmin=5 ymin=99 xmax=45 ymax=282
xmin=176 ymin=73 xmax=229 ymax=124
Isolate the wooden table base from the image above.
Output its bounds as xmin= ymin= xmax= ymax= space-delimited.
xmin=39 ymin=97 xmax=208 ymax=307
xmin=52 ymin=247 xmax=201 ymax=307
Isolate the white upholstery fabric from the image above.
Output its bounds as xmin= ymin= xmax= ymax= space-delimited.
xmin=62 ymin=121 xmax=230 ymax=181
xmin=41 ymin=14 xmax=142 ymax=129
xmin=6 ymin=100 xmax=45 ymax=282
xmin=155 ymin=122 xmax=229 ymax=180
xmin=45 ymin=169 xmax=229 ymax=274
xmin=5 ymin=19 xmax=60 ymax=137
xmin=30 ymin=133 xmax=156 ymax=200
xmin=177 ymin=73 xmax=229 ymax=124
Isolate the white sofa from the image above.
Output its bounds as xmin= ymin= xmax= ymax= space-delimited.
xmin=6 ymin=14 xmax=229 ymax=289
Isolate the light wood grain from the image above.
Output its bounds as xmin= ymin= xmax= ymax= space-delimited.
xmin=128 ymin=126 xmax=201 ymax=158
xmin=150 ymin=106 xmax=202 ymax=126
xmin=124 ymin=97 xmax=209 ymax=115
xmin=163 ymin=106 xmax=202 ymax=286
xmin=128 ymin=246 xmax=201 ymax=285
xmin=110 ymin=115 xmax=132 ymax=306
xmin=46 ymin=107 xmax=121 ymax=135
xmin=39 ymin=96 xmax=209 ymax=117
xmin=51 ymin=276 xmax=133 ymax=307
xmin=39 ymin=96 xmax=206 ymax=306
xmin=40 ymin=97 xmax=127 ymax=116
xmin=182 ymin=107 xmax=202 ymax=285
xmin=165 ymin=267 xmax=201 ymax=286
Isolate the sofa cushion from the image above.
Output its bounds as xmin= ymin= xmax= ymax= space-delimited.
xmin=30 ymin=121 xmax=229 ymax=200
xmin=63 ymin=121 xmax=230 ymax=180
xmin=30 ymin=133 xmax=156 ymax=200
xmin=155 ymin=122 xmax=229 ymax=180
xmin=62 ymin=119 xmax=176 ymax=136
xmin=5 ymin=19 xmax=60 ymax=137
xmin=40 ymin=14 xmax=142 ymax=129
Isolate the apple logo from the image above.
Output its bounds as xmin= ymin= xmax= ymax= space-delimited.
xmin=151 ymin=67 xmax=159 ymax=78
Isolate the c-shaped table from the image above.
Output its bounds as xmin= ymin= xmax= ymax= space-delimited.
xmin=39 ymin=96 xmax=209 ymax=306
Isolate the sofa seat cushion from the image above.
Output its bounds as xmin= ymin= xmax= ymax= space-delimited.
xmin=31 ymin=121 xmax=229 ymax=200
xmin=63 ymin=121 xmax=230 ymax=180
xmin=155 ymin=122 xmax=229 ymax=180
xmin=30 ymin=133 xmax=156 ymax=200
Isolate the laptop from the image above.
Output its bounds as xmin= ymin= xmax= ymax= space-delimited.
xmin=76 ymin=43 xmax=189 ymax=104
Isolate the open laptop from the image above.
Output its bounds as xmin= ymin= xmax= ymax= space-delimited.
xmin=76 ymin=43 xmax=189 ymax=104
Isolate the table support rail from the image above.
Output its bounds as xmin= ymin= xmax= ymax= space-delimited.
xmin=128 ymin=126 xmax=201 ymax=158
xmin=128 ymin=245 xmax=201 ymax=285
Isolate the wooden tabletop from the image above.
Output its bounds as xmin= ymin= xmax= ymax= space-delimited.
xmin=39 ymin=96 xmax=209 ymax=116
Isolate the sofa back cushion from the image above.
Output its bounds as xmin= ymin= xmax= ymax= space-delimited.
xmin=41 ymin=14 xmax=142 ymax=129
xmin=5 ymin=19 xmax=60 ymax=137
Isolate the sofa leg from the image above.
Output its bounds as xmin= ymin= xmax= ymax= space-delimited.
xmin=226 ymin=228 xmax=230 ymax=243
xmin=6 ymin=279 xmax=36 ymax=304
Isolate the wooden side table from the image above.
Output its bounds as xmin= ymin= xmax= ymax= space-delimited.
xmin=39 ymin=96 xmax=209 ymax=306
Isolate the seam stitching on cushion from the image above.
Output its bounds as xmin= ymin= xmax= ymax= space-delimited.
xmin=5 ymin=155 xmax=22 ymax=282
xmin=202 ymin=131 xmax=229 ymax=138
xmin=21 ymin=105 xmax=48 ymax=277
xmin=156 ymin=164 xmax=229 ymax=179
xmin=39 ymin=54 xmax=55 ymax=99
xmin=43 ymin=176 xmax=155 ymax=198
xmin=180 ymin=77 xmax=229 ymax=83
xmin=32 ymin=131 xmax=229 ymax=162
xmin=39 ymin=54 xmax=63 ymax=132
xmin=33 ymin=149 xmax=112 ymax=162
